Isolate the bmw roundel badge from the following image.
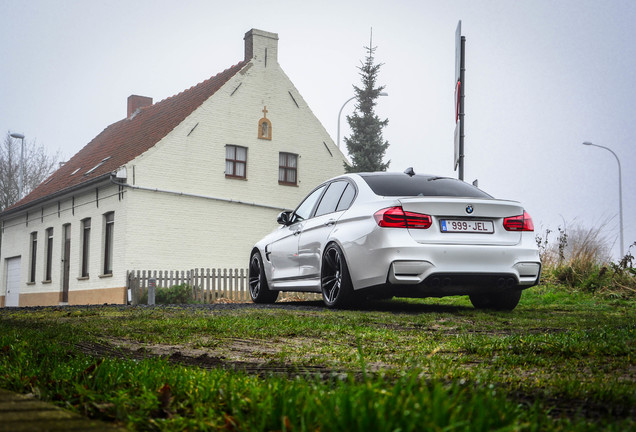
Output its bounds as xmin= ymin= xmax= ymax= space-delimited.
xmin=466 ymin=205 xmax=474 ymax=214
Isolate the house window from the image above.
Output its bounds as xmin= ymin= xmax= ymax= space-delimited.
xmin=225 ymin=145 xmax=247 ymax=179
xmin=29 ymin=232 xmax=37 ymax=283
xmin=81 ymin=218 xmax=91 ymax=278
xmin=103 ymin=212 xmax=114 ymax=275
xmin=279 ymin=152 xmax=298 ymax=185
xmin=44 ymin=228 xmax=53 ymax=282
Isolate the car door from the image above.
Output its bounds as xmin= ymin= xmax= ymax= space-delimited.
xmin=268 ymin=185 xmax=326 ymax=281
xmin=297 ymin=181 xmax=355 ymax=278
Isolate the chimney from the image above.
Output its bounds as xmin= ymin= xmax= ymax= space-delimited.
xmin=127 ymin=95 xmax=153 ymax=118
xmin=244 ymin=29 xmax=279 ymax=65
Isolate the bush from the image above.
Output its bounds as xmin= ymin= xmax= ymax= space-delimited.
xmin=140 ymin=284 xmax=199 ymax=304
xmin=537 ymin=224 xmax=635 ymax=299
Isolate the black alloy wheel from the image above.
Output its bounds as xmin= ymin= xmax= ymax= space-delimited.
xmin=321 ymin=243 xmax=354 ymax=308
xmin=248 ymin=251 xmax=278 ymax=304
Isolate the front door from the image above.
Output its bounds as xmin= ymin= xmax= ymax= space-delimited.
xmin=61 ymin=224 xmax=71 ymax=303
xmin=5 ymin=257 xmax=21 ymax=307
xmin=268 ymin=222 xmax=303 ymax=281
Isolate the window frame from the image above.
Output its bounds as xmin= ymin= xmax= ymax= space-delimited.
xmin=29 ymin=232 xmax=37 ymax=283
xmin=225 ymin=145 xmax=247 ymax=179
xmin=291 ymin=185 xmax=327 ymax=224
xmin=278 ymin=152 xmax=298 ymax=186
xmin=80 ymin=218 xmax=91 ymax=278
xmin=102 ymin=212 xmax=114 ymax=276
xmin=44 ymin=227 xmax=53 ymax=282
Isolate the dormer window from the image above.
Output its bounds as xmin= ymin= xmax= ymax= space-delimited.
xmin=258 ymin=106 xmax=272 ymax=140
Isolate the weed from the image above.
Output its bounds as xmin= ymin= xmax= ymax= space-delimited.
xmin=140 ymin=283 xmax=201 ymax=305
xmin=538 ymin=223 xmax=635 ymax=299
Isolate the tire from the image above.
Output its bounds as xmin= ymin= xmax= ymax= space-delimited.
xmin=320 ymin=243 xmax=354 ymax=308
xmin=469 ymin=289 xmax=522 ymax=311
xmin=248 ymin=251 xmax=278 ymax=304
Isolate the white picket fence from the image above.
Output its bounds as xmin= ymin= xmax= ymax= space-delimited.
xmin=126 ymin=268 xmax=321 ymax=304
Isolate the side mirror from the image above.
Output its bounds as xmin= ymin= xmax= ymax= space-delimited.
xmin=277 ymin=210 xmax=293 ymax=225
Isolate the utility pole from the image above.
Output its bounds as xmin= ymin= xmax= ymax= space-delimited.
xmin=454 ymin=21 xmax=466 ymax=181
xmin=458 ymin=35 xmax=466 ymax=181
xmin=10 ymin=132 xmax=25 ymax=200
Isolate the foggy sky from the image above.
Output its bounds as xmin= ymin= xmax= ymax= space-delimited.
xmin=1 ymin=0 xmax=634 ymax=259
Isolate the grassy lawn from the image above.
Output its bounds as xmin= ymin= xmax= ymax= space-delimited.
xmin=0 ymin=284 xmax=633 ymax=431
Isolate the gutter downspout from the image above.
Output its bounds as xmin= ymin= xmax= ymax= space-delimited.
xmin=110 ymin=174 xmax=287 ymax=212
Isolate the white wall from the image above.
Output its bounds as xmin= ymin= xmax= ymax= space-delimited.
xmin=129 ymin=49 xmax=347 ymax=212
xmin=0 ymin=182 xmax=128 ymax=303
xmin=119 ymin=46 xmax=348 ymax=270
xmin=122 ymin=188 xmax=280 ymax=270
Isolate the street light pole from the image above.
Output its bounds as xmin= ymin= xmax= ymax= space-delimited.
xmin=337 ymin=96 xmax=355 ymax=149
xmin=10 ymin=132 xmax=25 ymax=201
xmin=582 ymin=141 xmax=624 ymax=258
xmin=337 ymin=92 xmax=388 ymax=149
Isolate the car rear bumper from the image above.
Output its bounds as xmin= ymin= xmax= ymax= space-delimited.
xmin=343 ymin=231 xmax=541 ymax=294
xmin=387 ymin=260 xmax=541 ymax=286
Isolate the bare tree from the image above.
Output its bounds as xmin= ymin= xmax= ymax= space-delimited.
xmin=0 ymin=132 xmax=61 ymax=211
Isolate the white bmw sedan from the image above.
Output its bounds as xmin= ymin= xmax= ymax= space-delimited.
xmin=249 ymin=171 xmax=541 ymax=311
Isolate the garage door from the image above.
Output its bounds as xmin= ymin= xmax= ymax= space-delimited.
xmin=5 ymin=257 xmax=21 ymax=307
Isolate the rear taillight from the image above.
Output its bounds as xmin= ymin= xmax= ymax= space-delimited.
xmin=374 ymin=206 xmax=432 ymax=229
xmin=503 ymin=211 xmax=535 ymax=231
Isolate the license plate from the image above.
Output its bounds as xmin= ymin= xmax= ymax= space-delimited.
xmin=440 ymin=219 xmax=494 ymax=233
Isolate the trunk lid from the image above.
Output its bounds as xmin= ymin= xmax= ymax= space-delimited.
xmin=398 ymin=197 xmax=524 ymax=245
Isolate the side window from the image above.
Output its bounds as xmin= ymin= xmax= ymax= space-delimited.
xmin=336 ymin=183 xmax=356 ymax=211
xmin=315 ymin=181 xmax=349 ymax=217
xmin=292 ymin=185 xmax=326 ymax=223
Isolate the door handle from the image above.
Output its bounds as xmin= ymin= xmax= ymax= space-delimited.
xmin=293 ymin=230 xmax=302 ymax=236
xmin=324 ymin=219 xmax=336 ymax=227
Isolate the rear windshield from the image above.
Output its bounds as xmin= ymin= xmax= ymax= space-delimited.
xmin=360 ymin=174 xmax=493 ymax=198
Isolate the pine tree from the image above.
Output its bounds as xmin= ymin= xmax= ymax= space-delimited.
xmin=344 ymin=42 xmax=390 ymax=173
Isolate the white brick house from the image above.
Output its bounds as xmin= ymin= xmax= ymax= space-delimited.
xmin=0 ymin=29 xmax=347 ymax=307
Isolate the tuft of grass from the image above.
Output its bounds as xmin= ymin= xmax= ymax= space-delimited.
xmin=0 ymin=323 xmax=585 ymax=431
xmin=1 ymin=284 xmax=634 ymax=431
xmin=537 ymin=224 xmax=635 ymax=299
